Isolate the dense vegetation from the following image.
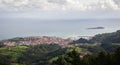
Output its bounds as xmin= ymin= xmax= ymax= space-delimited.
xmin=0 ymin=44 xmax=64 ymax=65
xmin=72 ymin=38 xmax=89 ymax=44
xmin=18 ymin=44 xmax=62 ymax=65
xmin=89 ymin=30 xmax=120 ymax=44
xmin=72 ymin=30 xmax=120 ymax=52
xmin=72 ymin=30 xmax=120 ymax=44
xmin=0 ymin=45 xmax=28 ymax=65
xmin=0 ymin=42 xmax=5 ymax=47
xmin=0 ymin=44 xmax=120 ymax=65
xmin=89 ymin=30 xmax=120 ymax=52
xmin=53 ymin=47 xmax=120 ymax=65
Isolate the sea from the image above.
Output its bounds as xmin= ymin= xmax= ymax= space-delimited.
xmin=0 ymin=19 xmax=120 ymax=40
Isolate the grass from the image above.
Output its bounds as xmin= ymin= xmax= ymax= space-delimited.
xmin=0 ymin=46 xmax=28 ymax=57
xmin=112 ymin=43 xmax=120 ymax=46
xmin=49 ymin=57 xmax=58 ymax=63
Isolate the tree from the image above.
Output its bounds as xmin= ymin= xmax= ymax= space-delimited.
xmin=114 ymin=47 xmax=120 ymax=65
xmin=0 ymin=54 xmax=11 ymax=65
xmin=72 ymin=38 xmax=89 ymax=44
xmin=0 ymin=42 xmax=5 ymax=47
xmin=53 ymin=48 xmax=81 ymax=65
xmin=53 ymin=55 xmax=70 ymax=65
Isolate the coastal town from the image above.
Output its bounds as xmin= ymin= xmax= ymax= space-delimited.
xmin=0 ymin=36 xmax=73 ymax=47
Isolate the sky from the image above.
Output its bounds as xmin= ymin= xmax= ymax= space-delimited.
xmin=0 ymin=0 xmax=120 ymax=19
xmin=0 ymin=0 xmax=120 ymax=39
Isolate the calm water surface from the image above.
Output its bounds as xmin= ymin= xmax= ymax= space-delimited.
xmin=0 ymin=19 xmax=120 ymax=40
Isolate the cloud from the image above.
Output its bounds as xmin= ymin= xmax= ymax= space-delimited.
xmin=0 ymin=0 xmax=120 ymax=11
xmin=113 ymin=0 xmax=120 ymax=7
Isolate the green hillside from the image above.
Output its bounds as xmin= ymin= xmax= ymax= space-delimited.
xmin=89 ymin=30 xmax=120 ymax=44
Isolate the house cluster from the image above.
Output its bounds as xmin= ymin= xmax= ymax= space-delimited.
xmin=1 ymin=36 xmax=73 ymax=47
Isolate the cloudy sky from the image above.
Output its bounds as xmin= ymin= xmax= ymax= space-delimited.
xmin=0 ymin=0 xmax=120 ymax=19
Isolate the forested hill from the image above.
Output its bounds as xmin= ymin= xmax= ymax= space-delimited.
xmin=89 ymin=30 xmax=120 ymax=44
xmin=70 ymin=30 xmax=120 ymax=52
xmin=72 ymin=30 xmax=120 ymax=44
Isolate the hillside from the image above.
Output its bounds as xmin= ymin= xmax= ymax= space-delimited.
xmin=70 ymin=30 xmax=120 ymax=52
xmin=0 ymin=44 xmax=63 ymax=65
xmin=72 ymin=30 xmax=120 ymax=44
xmin=89 ymin=30 xmax=120 ymax=44
xmin=0 ymin=43 xmax=90 ymax=65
